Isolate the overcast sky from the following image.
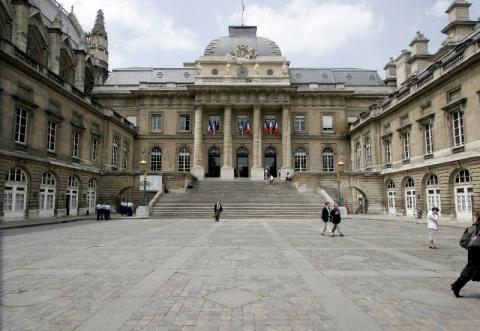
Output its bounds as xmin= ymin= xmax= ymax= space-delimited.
xmin=60 ymin=0 xmax=479 ymax=77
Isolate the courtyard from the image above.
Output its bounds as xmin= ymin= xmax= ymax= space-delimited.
xmin=1 ymin=217 xmax=479 ymax=331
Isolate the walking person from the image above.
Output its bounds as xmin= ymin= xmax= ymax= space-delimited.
xmin=127 ymin=201 xmax=133 ymax=216
xmin=321 ymin=202 xmax=332 ymax=235
xmin=427 ymin=207 xmax=440 ymax=249
xmin=120 ymin=201 xmax=127 ymax=216
xmin=330 ymin=203 xmax=344 ymax=237
xmin=96 ymin=202 xmax=102 ymax=221
xmin=214 ymin=200 xmax=223 ymax=223
xmin=451 ymin=210 xmax=480 ymax=297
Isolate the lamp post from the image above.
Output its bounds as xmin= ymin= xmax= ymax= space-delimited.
xmin=139 ymin=155 xmax=148 ymax=206
xmin=337 ymin=155 xmax=345 ymax=206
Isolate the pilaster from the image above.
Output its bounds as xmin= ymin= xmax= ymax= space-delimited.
xmin=251 ymin=104 xmax=264 ymax=180
xmin=221 ymin=105 xmax=234 ymax=179
xmin=191 ymin=105 xmax=205 ymax=179
xmin=280 ymin=104 xmax=293 ymax=179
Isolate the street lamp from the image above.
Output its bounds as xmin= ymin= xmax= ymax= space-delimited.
xmin=139 ymin=154 xmax=148 ymax=206
xmin=337 ymin=155 xmax=345 ymax=206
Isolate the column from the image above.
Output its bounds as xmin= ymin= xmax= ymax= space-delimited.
xmin=12 ymin=0 xmax=30 ymax=52
xmin=191 ymin=105 xmax=205 ymax=179
xmin=251 ymin=104 xmax=264 ymax=180
xmin=280 ymin=104 xmax=293 ymax=179
xmin=221 ymin=105 xmax=234 ymax=179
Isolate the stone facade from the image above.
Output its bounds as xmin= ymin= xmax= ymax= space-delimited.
xmin=349 ymin=0 xmax=480 ymax=221
xmin=0 ymin=0 xmax=479 ymax=223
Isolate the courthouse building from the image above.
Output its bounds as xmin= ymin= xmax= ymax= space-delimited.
xmin=0 ymin=0 xmax=479 ymax=222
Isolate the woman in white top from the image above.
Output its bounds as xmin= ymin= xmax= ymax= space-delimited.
xmin=427 ymin=207 xmax=440 ymax=249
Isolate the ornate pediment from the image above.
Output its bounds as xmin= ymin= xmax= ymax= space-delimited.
xmin=232 ymin=45 xmax=256 ymax=60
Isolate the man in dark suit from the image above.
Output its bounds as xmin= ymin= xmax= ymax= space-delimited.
xmin=214 ymin=201 xmax=223 ymax=222
xmin=321 ymin=202 xmax=332 ymax=235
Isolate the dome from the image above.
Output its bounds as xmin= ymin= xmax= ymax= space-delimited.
xmin=204 ymin=26 xmax=282 ymax=57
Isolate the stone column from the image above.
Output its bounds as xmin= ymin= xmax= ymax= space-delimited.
xmin=74 ymin=49 xmax=87 ymax=92
xmin=251 ymin=104 xmax=264 ymax=180
xmin=221 ymin=105 xmax=234 ymax=180
xmin=280 ymin=104 xmax=293 ymax=179
xmin=191 ymin=105 xmax=205 ymax=180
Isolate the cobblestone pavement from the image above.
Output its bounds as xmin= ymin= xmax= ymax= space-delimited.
xmin=1 ymin=217 xmax=479 ymax=331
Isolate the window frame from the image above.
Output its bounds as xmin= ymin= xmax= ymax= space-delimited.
xmin=14 ymin=107 xmax=29 ymax=145
xmin=178 ymin=113 xmax=192 ymax=133
xmin=112 ymin=135 xmax=119 ymax=167
xmin=402 ymin=132 xmax=411 ymax=160
xmin=293 ymin=114 xmax=307 ymax=133
xmin=150 ymin=113 xmax=164 ymax=133
xmin=72 ymin=131 xmax=80 ymax=159
xmin=424 ymin=123 xmax=433 ymax=155
xmin=46 ymin=120 xmax=57 ymax=152
xmin=452 ymin=111 xmax=465 ymax=147
xmin=322 ymin=147 xmax=334 ymax=172
xmin=322 ymin=114 xmax=334 ymax=133
xmin=294 ymin=147 xmax=307 ymax=171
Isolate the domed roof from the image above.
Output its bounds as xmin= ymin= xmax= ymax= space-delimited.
xmin=204 ymin=26 xmax=282 ymax=57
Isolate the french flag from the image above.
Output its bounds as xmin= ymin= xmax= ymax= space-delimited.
xmin=245 ymin=120 xmax=251 ymax=134
xmin=274 ymin=121 xmax=280 ymax=134
xmin=268 ymin=121 xmax=273 ymax=134
xmin=208 ymin=120 xmax=213 ymax=134
xmin=263 ymin=120 xmax=268 ymax=133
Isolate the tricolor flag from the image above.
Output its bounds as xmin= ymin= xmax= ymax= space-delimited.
xmin=263 ymin=121 xmax=268 ymax=133
xmin=245 ymin=120 xmax=251 ymax=134
xmin=268 ymin=120 xmax=274 ymax=134
xmin=238 ymin=120 xmax=244 ymax=135
xmin=274 ymin=121 xmax=280 ymax=134
xmin=208 ymin=120 xmax=214 ymax=134
xmin=215 ymin=120 xmax=220 ymax=133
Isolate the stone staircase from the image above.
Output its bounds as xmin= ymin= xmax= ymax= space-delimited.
xmin=152 ymin=179 xmax=325 ymax=219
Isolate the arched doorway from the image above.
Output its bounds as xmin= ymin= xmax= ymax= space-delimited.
xmin=454 ymin=169 xmax=473 ymax=222
xmin=404 ymin=177 xmax=416 ymax=217
xmin=208 ymin=147 xmax=221 ymax=177
xmin=66 ymin=176 xmax=79 ymax=216
xmin=264 ymin=147 xmax=277 ymax=177
xmin=236 ymin=147 xmax=249 ymax=177
xmin=39 ymin=172 xmax=56 ymax=217
xmin=387 ymin=180 xmax=396 ymax=215
xmin=87 ymin=178 xmax=97 ymax=215
xmin=426 ymin=174 xmax=441 ymax=212
xmin=4 ymin=168 xmax=28 ymax=219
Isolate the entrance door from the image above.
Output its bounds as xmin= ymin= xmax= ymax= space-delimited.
xmin=264 ymin=147 xmax=277 ymax=177
xmin=67 ymin=189 xmax=78 ymax=216
xmin=387 ymin=190 xmax=396 ymax=215
xmin=236 ymin=147 xmax=249 ymax=177
xmin=208 ymin=147 xmax=221 ymax=177
xmin=4 ymin=168 xmax=28 ymax=219
xmin=405 ymin=189 xmax=416 ymax=217
xmin=455 ymin=186 xmax=473 ymax=222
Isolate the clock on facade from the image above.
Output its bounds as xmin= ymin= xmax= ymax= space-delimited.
xmin=237 ymin=66 xmax=248 ymax=77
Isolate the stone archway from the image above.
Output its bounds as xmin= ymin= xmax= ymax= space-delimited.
xmin=336 ymin=176 xmax=384 ymax=214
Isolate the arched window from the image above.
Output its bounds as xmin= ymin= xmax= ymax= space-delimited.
xmin=88 ymin=178 xmax=96 ymax=189
xmin=26 ymin=25 xmax=47 ymax=66
xmin=387 ymin=180 xmax=396 ymax=215
xmin=294 ymin=148 xmax=307 ymax=172
xmin=364 ymin=137 xmax=372 ymax=168
xmin=59 ymin=49 xmax=75 ymax=84
xmin=426 ymin=174 xmax=441 ymax=211
xmin=355 ymin=143 xmax=362 ymax=170
xmin=66 ymin=176 xmax=79 ymax=216
xmin=178 ymin=147 xmax=190 ymax=172
xmin=454 ymin=169 xmax=473 ymax=221
xmin=455 ymin=169 xmax=471 ymax=184
xmin=404 ymin=177 xmax=416 ymax=217
xmin=39 ymin=172 xmax=56 ymax=217
xmin=150 ymin=147 xmax=162 ymax=171
xmin=4 ymin=168 xmax=28 ymax=218
xmin=322 ymin=147 xmax=334 ymax=172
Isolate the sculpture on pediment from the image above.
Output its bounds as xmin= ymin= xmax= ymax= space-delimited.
xmin=254 ymin=63 xmax=260 ymax=76
xmin=232 ymin=45 xmax=257 ymax=61
xmin=195 ymin=62 xmax=203 ymax=75
xmin=225 ymin=62 xmax=231 ymax=76
xmin=282 ymin=62 xmax=289 ymax=76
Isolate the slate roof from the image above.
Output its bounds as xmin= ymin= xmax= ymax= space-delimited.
xmin=289 ymin=68 xmax=385 ymax=86
xmin=30 ymin=0 xmax=83 ymax=45
xmin=105 ymin=68 xmax=196 ymax=85
xmin=104 ymin=67 xmax=385 ymax=87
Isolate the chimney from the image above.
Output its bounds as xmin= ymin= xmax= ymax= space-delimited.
xmin=395 ymin=50 xmax=411 ymax=87
xmin=408 ymin=31 xmax=432 ymax=74
xmin=442 ymin=0 xmax=476 ymax=45
xmin=383 ymin=57 xmax=397 ymax=86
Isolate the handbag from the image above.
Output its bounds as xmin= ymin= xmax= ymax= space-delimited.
xmin=467 ymin=226 xmax=480 ymax=248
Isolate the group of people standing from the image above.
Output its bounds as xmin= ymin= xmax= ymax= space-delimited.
xmin=320 ymin=202 xmax=343 ymax=236
xmin=95 ymin=203 xmax=112 ymax=221
xmin=120 ymin=201 xmax=134 ymax=217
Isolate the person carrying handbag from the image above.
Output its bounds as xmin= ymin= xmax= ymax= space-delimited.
xmin=451 ymin=210 xmax=480 ymax=297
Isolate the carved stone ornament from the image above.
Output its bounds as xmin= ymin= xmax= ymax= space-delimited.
xmin=195 ymin=62 xmax=203 ymax=75
xmin=281 ymin=62 xmax=289 ymax=76
xmin=254 ymin=63 xmax=260 ymax=76
xmin=225 ymin=62 xmax=231 ymax=76
xmin=232 ymin=45 xmax=257 ymax=60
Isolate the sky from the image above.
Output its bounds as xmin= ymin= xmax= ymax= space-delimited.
xmin=59 ymin=0 xmax=480 ymax=78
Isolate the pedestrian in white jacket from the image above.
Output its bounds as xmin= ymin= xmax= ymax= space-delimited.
xmin=427 ymin=207 xmax=440 ymax=249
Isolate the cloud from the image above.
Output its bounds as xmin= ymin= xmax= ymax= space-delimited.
xmin=229 ymin=0 xmax=377 ymax=58
xmin=59 ymin=0 xmax=198 ymax=67
xmin=426 ymin=0 xmax=450 ymax=17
